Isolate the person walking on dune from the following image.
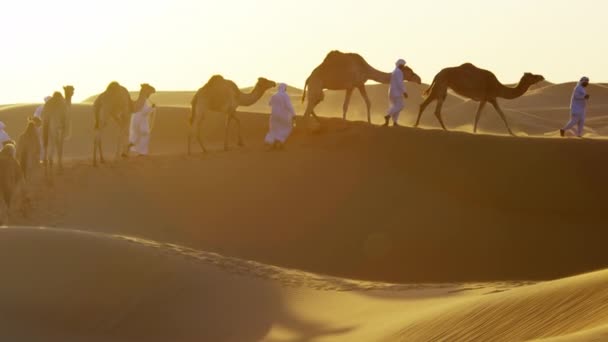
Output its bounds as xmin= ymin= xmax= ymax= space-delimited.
xmin=384 ymin=58 xmax=409 ymax=127
xmin=560 ymin=77 xmax=590 ymax=138
xmin=129 ymin=100 xmax=156 ymax=156
xmin=265 ymin=83 xmax=295 ymax=150
xmin=33 ymin=96 xmax=50 ymax=161
xmin=0 ymin=121 xmax=11 ymax=147
xmin=0 ymin=122 xmax=16 ymax=158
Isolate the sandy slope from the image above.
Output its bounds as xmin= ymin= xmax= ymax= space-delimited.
xmin=1 ymin=82 xmax=607 ymax=341
xmin=0 ymin=109 xmax=606 ymax=283
xmin=2 ymin=227 xmax=608 ymax=342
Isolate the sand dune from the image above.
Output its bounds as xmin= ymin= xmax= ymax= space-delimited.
xmin=1 ymin=227 xmax=607 ymax=342
xmin=1 ymin=80 xmax=607 ymax=340
xmin=0 ymin=105 xmax=606 ymax=282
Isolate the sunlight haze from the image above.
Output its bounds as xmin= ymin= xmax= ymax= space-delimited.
xmin=1 ymin=0 xmax=606 ymax=103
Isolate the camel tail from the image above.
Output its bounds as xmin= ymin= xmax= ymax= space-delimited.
xmin=301 ymin=77 xmax=309 ymax=104
xmin=423 ymin=77 xmax=437 ymax=98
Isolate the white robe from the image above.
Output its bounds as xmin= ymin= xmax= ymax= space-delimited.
xmin=0 ymin=122 xmax=11 ymax=146
xmin=387 ymin=67 xmax=406 ymax=123
xmin=265 ymin=84 xmax=295 ymax=144
xmin=129 ymin=101 xmax=155 ymax=155
xmin=33 ymin=104 xmax=45 ymax=160
xmin=562 ymin=80 xmax=589 ymax=137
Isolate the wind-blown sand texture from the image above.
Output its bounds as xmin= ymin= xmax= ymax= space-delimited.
xmin=1 ymin=81 xmax=607 ymax=341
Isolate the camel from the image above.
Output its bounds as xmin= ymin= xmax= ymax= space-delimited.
xmin=93 ymin=82 xmax=156 ymax=166
xmin=189 ymin=76 xmax=276 ymax=153
xmin=63 ymin=85 xmax=75 ymax=138
xmin=41 ymin=91 xmax=69 ymax=177
xmin=0 ymin=143 xmax=28 ymax=225
xmin=302 ymin=51 xmax=422 ymax=124
xmin=415 ymin=63 xmax=545 ymax=135
xmin=16 ymin=117 xmax=42 ymax=180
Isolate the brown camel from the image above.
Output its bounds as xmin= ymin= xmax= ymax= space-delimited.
xmin=93 ymin=82 xmax=155 ymax=166
xmin=16 ymin=117 xmax=42 ymax=180
xmin=415 ymin=63 xmax=545 ymax=135
xmin=189 ymin=76 xmax=276 ymax=153
xmin=63 ymin=85 xmax=75 ymax=138
xmin=41 ymin=91 xmax=68 ymax=176
xmin=0 ymin=143 xmax=28 ymax=225
xmin=302 ymin=51 xmax=422 ymax=124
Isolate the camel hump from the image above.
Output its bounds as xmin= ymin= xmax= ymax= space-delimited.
xmin=323 ymin=50 xmax=365 ymax=64
xmin=106 ymin=81 xmax=122 ymax=91
xmin=460 ymin=63 xmax=478 ymax=69
xmin=207 ymin=75 xmax=225 ymax=84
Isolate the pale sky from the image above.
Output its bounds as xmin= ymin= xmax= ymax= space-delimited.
xmin=1 ymin=0 xmax=606 ymax=103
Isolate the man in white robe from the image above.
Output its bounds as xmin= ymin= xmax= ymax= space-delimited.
xmin=0 ymin=122 xmax=11 ymax=147
xmin=384 ymin=59 xmax=409 ymax=127
xmin=129 ymin=101 xmax=156 ymax=156
xmin=560 ymin=76 xmax=590 ymax=137
xmin=265 ymin=83 xmax=295 ymax=149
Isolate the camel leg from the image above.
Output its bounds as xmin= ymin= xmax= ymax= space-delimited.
xmin=224 ymin=114 xmax=232 ymax=151
xmin=415 ymin=96 xmax=435 ymax=128
xmin=47 ymin=137 xmax=55 ymax=179
xmin=489 ymin=100 xmax=515 ymax=136
xmin=191 ymin=115 xmax=207 ymax=154
xmin=357 ymin=85 xmax=372 ymax=124
xmin=57 ymin=134 xmax=64 ymax=173
xmin=342 ymin=88 xmax=353 ymax=121
xmin=232 ymin=113 xmax=244 ymax=147
xmin=115 ymin=124 xmax=122 ymax=160
xmin=198 ymin=115 xmax=207 ymax=152
xmin=121 ymin=120 xmax=130 ymax=158
xmin=434 ymin=98 xmax=448 ymax=131
xmin=93 ymin=132 xmax=98 ymax=167
xmin=98 ymin=136 xmax=105 ymax=164
xmin=473 ymin=101 xmax=487 ymax=133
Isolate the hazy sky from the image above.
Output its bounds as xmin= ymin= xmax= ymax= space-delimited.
xmin=1 ymin=0 xmax=606 ymax=103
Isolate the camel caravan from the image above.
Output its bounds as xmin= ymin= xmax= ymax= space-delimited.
xmin=0 ymin=49 xmax=557 ymax=224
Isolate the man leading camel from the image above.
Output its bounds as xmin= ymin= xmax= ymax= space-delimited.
xmin=560 ymin=76 xmax=590 ymax=138
xmin=384 ymin=59 xmax=409 ymax=127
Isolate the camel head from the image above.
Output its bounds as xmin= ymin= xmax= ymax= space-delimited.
xmin=254 ymin=78 xmax=277 ymax=92
xmin=63 ymin=85 xmax=75 ymax=99
xmin=140 ymin=83 xmax=156 ymax=99
xmin=402 ymin=66 xmax=422 ymax=84
xmin=520 ymin=73 xmax=545 ymax=87
xmin=28 ymin=116 xmax=42 ymax=128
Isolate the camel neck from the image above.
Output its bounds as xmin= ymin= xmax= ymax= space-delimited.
xmin=498 ymin=80 xmax=530 ymax=100
xmin=133 ymin=94 xmax=148 ymax=112
xmin=238 ymin=86 xmax=265 ymax=106
xmin=366 ymin=65 xmax=393 ymax=84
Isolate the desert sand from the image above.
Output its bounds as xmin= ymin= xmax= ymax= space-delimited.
xmin=1 ymin=82 xmax=608 ymax=341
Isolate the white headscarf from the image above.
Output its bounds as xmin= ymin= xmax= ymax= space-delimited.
xmin=579 ymin=76 xmax=589 ymax=85
xmin=395 ymin=59 xmax=406 ymax=67
xmin=269 ymin=83 xmax=295 ymax=117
